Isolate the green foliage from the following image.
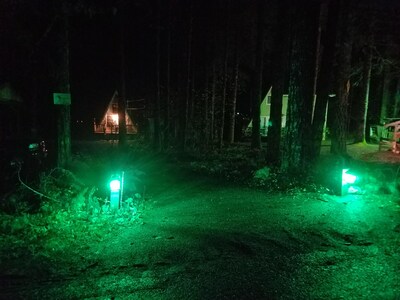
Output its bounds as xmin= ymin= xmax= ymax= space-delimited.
xmin=186 ymin=145 xmax=327 ymax=192
xmin=188 ymin=146 xmax=264 ymax=182
xmin=248 ymin=168 xmax=324 ymax=193
xmin=0 ymin=185 xmax=35 ymax=214
xmin=0 ymin=148 xmax=146 ymax=269
xmin=186 ymin=146 xmax=352 ymax=193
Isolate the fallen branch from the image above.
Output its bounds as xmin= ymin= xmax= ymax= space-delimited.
xmin=15 ymin=161 xmax=60 ymax=203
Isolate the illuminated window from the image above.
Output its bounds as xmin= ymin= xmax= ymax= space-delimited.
xmin=112 ymin=114 xmax=119 ymax=124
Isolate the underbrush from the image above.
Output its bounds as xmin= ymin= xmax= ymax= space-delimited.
xmin=186 ymin=146 xmax=327 ymax=193
xmin=2 ymin=143 xmax=400 ymax=272
xmin=188 ymin=146 xmax=264 ymax=181
xmin=314 ymin=155 xmax=400 ymax=197
xmin=0 ymin=152 xmax=146 ymax=270
xmin=186 ymin=146 xmax=400 ymax=196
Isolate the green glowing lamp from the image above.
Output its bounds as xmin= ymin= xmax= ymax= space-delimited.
xmin=341 ymin=169 xmax=359 ymax=195
xmin=110 ymin=179 xmax=121 ymax=191
xmin=28 ymin=143 xmax=39 ymax=151
xmin=109 ymin=175 xmax=123 ymax=210
xmin=342 ymin=169 xmax=357 ymax=185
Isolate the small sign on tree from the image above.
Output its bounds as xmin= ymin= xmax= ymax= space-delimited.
xmin=53 ymin=93 xmax=71 ymax=105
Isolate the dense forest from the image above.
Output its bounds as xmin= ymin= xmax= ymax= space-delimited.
xmin=2 ymin=2 xmax=400 ymax=298
xmin=1 ymin=0 xmax=400 ymax=172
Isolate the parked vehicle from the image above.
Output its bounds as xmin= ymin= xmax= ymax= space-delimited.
xmin=378 ymin=119 xmax=400 ymax=153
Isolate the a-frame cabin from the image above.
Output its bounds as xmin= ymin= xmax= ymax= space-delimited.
xmin=93 ymin=91 xmax=137 ymax=135
xmin=246 ymin=87 xmax=289 ymax=136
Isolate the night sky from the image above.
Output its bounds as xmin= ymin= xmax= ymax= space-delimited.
xmin=1 ymin=0 xmax=400 ymax=140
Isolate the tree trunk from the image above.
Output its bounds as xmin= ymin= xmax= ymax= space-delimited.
xmin=330 ymin=0 xmax=354 ymax=156
xmin=210 ymin=49 xmax=217 ymax=144
xmin=266 ymin=0 xmax=290 ymax=167
xmin=227 ymin=31 xmax=239 ymax=144
xmin=57 ymin=13 xmax=71 ymax=168
xmin=393 ymin=78 xmax=400 ymax=117
xmin=181 ymin=2 xmax=193 ymax=152
xmin=188 ymin=55 xmax=196 ymax=150
xmin=351 ymin=2 xmax=374 ymax=143
xmin=118 ymin=16 xmax=127 ymax=148
xmin=31 ymin=62 xmax=39 ymax=139
xmin=204 ymin=74 xmax=210 ymax=148
xmin=361 ymin=45 xmax=372 ymax=143
xmin=251 ymin=0 xmax=265 ymax=150
xmin=218 ymin=0 xmax=230 ymax=149
xmin=282 ymin=0 xmax=318 ymax=172
xmin=310 ymin=0 xmax=339 ymax=159
xmin=154 ymin=1 xmax=162 ymax=151
xmin=380 ymin=63 xmax=392 ymax=123
xmin=164 ymin=0 xmax=172 ymax=149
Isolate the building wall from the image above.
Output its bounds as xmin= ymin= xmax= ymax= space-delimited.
xmin=247 ymin=90 xmax=289 ymax=137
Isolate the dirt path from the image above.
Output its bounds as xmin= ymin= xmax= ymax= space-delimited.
xmin=111 ymin=180 xmax=399 ymax=299
xmin=1 ymin=146 xmax=400 ymax=299
xmin=3 ymin=171 xmax=399 ymax=299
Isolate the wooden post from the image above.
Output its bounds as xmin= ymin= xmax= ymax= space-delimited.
xmin=54 ymin=93 xmax=71 ymax=168
xmin=55 ymin=13 xmax=71 ymax=168
xmin=58 ymin=104 xmax=71 ymax=168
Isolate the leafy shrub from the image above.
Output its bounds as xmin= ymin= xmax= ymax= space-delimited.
xmin=188 ymin=146 xmax=263 ymax=182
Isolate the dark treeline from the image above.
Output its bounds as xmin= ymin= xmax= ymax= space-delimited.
xmin=1 ymin=0 xmax=400 ymax=172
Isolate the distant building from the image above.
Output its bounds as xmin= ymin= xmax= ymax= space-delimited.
xmin=93 ymin=91 xmax=138 ymax=135
xmin=246 ymin=87 xmax=288 ymax=137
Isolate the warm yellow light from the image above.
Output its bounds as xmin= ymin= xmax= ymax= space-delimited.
xmin=112 ymin=114 xmax=119 ymax=124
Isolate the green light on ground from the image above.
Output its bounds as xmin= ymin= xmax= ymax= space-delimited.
xmin=29 ymin=143 xmax=39 ymax=150
xmin=110 ymin=179 xmax=121 ymax=191
xmin=341 ymin=169 xmax=360 ymax=195
xmin=342 ymin=169 xmax=357 ymax=185
xmin=110 ymin=178 xmax=121 ymax=210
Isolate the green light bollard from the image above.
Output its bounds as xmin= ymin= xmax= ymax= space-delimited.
xmin=109 ymin=171 xmax=125 ymax=210
xmin=341 ymin=168 xmax=359 ymax=195
xmin=109 ymin=178 xmax=121 ymax=210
